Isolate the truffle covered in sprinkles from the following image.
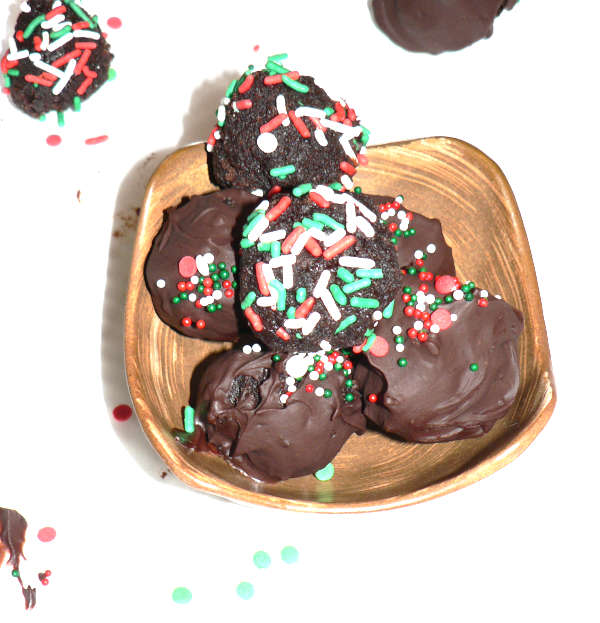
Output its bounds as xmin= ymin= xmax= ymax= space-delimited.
xmin=238 ymin=191 xmax=402 ymax=352
xmin=207 ymin=53 xmax=369 ymax=193
xmin=2 ymin=0 xmax=114 ymax=118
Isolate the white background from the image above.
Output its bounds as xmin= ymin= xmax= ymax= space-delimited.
xmin=1 ymin=1 xmax=599 ymax=621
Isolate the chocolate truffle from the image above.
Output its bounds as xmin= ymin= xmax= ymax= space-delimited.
xmin=207 ymin=54 xmax=369 ymax=193
xmin=144 ymin=189 xmax=259 ymax=341
xmin=191 ymin=342 xmax=365 ymax=482
xmin=238 ymin=190 xmax=402 ymax=352
xmin=3 ymin=0 xmax=113 ymax=118
xmin=0 ymin=507 xmax=35 ymax=609
xmin=359 ymin=273 xmax=523 ymax=441
xmin=372 ymin=0 xmax=518 ymax=54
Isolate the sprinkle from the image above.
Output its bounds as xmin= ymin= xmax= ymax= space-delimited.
xmin=237 ymin=73 xmax=254 ymax=93
xmin=292 ymin=183 xmax=312 ymax=197
xmin=284 ymin=318 xmax=304 ymax=329
xmin=72 ymin=29 xmax=100 ymax=40
xmin=23 ymin=14 xmax=46 ymax=38
xmin=338 ymin=256 xmax=375 ymax=269
xmin=295 ymin=296 xmax=315 ymax=318
xmin=453 ymin=289 xmax=464 ymax=300
xmin=269 ymin=279 xmax=287 ymax=311
xmin=313 ymin=270 xmax=332 ymax=298
xmin=355 ymin=215 xmax=375 ymax=237
xmin=47 ymin=32 xmax=74 ymax=52
xmin=350 ymin=297 xmax=379 ymax=309
xmin=241 ymin=291 xmax=257 ymax=310
xmin=269 ymin=253 xmax=296 ymax=268
xmin=340 ymin=175 xmax=353 ymax=190
xmin=323 ymin=235 xmax=356 ymax=260
xmin=336 ymin=267 xmax=354 ymax=283
xmin=253 ymin=551 xmax=271 ymax=569
xmin=312 ymin=212 xmax=344 ymax=230
xmin=319 ymin=289 xmax=341 ymax=320
xmin=247 ymin=215 xmax=270 ymax=242
xmin=255 ymin=262 xmax=270 ymax=296
xmin=156 ymin=279 xmax=165 ymax=289
xmin=257 ymin=296 xmax=276 ymax=307
xmin=183 ymin=406 xmax=195 ymax=433
xmin=107 ymin=16 xmax=122 ymax=29
xmin=382 ymin=300 xmax=395 ymax=319
xmin=244 ymin=307 xmax=264 ymax=332
xmin=335 ymin=315 xmax=357 ymax=334
xmin=340 ymin=161 xmax=356 ymax=176
xmin=470 ymin=363 xmax=479 ymax=371
xmin=270 ymin=164 xmax=296 ymax=178
xmin=281 ymin=226 xmax=305 ymax=254
xmin=233 ymin=98 xmax=252 ymax=112
xmin=302 ymin=312 xmax=321 ymax=335
xmin=342 ymin=278 xmax=371 ymax=294
xmin=259 ymin=229 xmax=286 ymax=243
xmin=236 ymin=582 xmax=254 ymax=600
xmin=46 ymin=134 xmax=61 ymax=146
xmin=282 ymin=73 xmax=308 ymax=93
xmin=323 ymin=228 xmax=346 ymax=248
xmin=266 ymin=195 xmax=291 ymax=222
xmin=362 ymin=334 xmax=377 ymax=352
xmin=329 ymin=283 xmax=348 ymax=305
xmin=309 ymin=191 xmax=330 ymax=209
xmin=112 ymin=404 xmax=132 ymax=421
xmin=356 ymin=268 xmax=383 ymax=279
xmin=256 ymin=132 xmax=278 ymax=153
xmin=84 ymin=135 xmax=108 ymax=145
xmin=291 ymin=228 xmax=319 ymax=256
xmin=427 ymin=243 xmax=437 ymax=253
xmin=314 ymin=463 xmax=335 ymax=481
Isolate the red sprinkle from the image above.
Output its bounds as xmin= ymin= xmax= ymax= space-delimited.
xmin=368 ymin=393 xmax=378 ymax=403
xmin=343 ymin=360 xmax=353 ymax=370
xmin=404 ymin=306 xmax=415 ymax=317
xmin=74 ymin=41 xmax=97 ymax=49
xmin=435 ymin=275 xmax=460 ymax=295
xmin=255 ymin=262 xmax=270 ymax=295
xmin=235 ymin=98 xmax=253 ymax=111
xmin=369 ymin=336 xmax=389 ymax=358
xmin=288 ymin=110 xmax=311 ymax=139
xmin=276 ymin=327 xmax=290 ymax=341
xmin=46 ymin=5 xmax=66 ymax=19
xmin=196 ymin=319 xmax=206 ymax=329
xmin=407 ymin=328 xmax=418 ymax=339
xmin=352 ymin=339 xmax=367 ymax=354
xmin=260 ymin=113 xmax=287 ymax=133
xmin=339 ymin=161 xmax=356 ymax=176
xmin=46 ymin=135 xmax=62 ymax=146
xmin=15 ymin=30 xmax=24 ymax=43
xmin=253 ymin=44 xmax=260 ymax=52
xmin=37 ymin=527 xmax=56 ymax=543
xmin=72 ymin=21 xmax=90 ymax=30
xmin=77 ymin=76 xmax=94 ymax=95
xmin=52 ymin=49 xmax=82 ymax=68
xmin=224 ymin=288 xmax=234 ymax=298
xmin=74 ymin=48 xmax=91 ymax=75
xmin=244 ymin=307 xmax=264 ymax=332
xmin=237 ymin=74 xmax=255 ymax=94
xmin=263 ymin=71 xmax=299 ymax=86
xmin=304 ymin=237 xmax=322 ymax=257
xmin=357 ymin=154 xmax=368 ymax=166
xmin=417 ymin=331 xmax=428 ymax=342
xmin=309 ymin=191 xmax=330 ymax=209
xmin=305 ymin=384 xmax=315 ymax=393
xmin=26 ymin=74 xmax=54 ymax=87
xmin=267 ymin=185 xmax=282 ymax=198
xmin=322 ymin=235 xmax=356 ymax=260
xmin=266 ymin=195 xmax=291 ymax=221
xmin=33 ymin=35 xmax=42 ymax=51
xmin=85 ymin=135 xmax=109 ymax=145
xmin=181 ymin=317 xmax=192 ymax=328
xmin=295 ymin=297 xmax=315 ymax=319
xmin=107 ymin=16 xmax=122 ymax=29
xmin=478 ymin=298 xmax=489 ymax=307
xmin=112 ymin=404 xmax=132 ymax=422
xmin=281 ymin=226 xmax=306 ymax=254
xmin=1 ymin=87 xmax=9 ymax=95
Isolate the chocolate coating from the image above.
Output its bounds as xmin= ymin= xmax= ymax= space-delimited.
xmin=193 ymin=344 xmax=365 ymax=482
xmin=238 ymin=192 xmax=402 ymax=352
xmin=360 ymin=274 xmax=523 ymax=441
xmin=208 ymin=68 xmax=367 ymax=192
xmin=5 ymin=0 xmax=113 ymax=118
xmin=372 ymin=0 xmax=518 ymax=54
xmin=145 ymin=190 xmax=259 ymax=341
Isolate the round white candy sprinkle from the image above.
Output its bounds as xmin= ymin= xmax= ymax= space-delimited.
xmin=395 ymin=195 xmax=404 ymax=204
xmin=414 ymin=320 xmax=424 ymax=331
xmin=416 ymin=303 xmax=426 ymax=312
xmin=320 ymin=340 xmax=332 ymax=351
xmin=324 ymin=361 xmax=334 ymax=372
xmin=495 ymin=294 xmax=502 ymax=299
xmin=398 ymin=210 xmax=406 ymax=219
xmin=426 ymin=243 xmax=437 ymax=253
xmin=288 ymin=385 xmax=297 ymax=393
xmin=256 ymin=132 xmax=279 ymax=154
xmin=453 ymin=290 xmax=464 ymax=301
xmin=280 ymin=394 xmax=288 ymax=404
xmin=395 ymin=344 xmax=405 ymax=353
xmin=381 ymin=213 xmax=389 ymax=221
xmin=480 ymin=289 xmax=489 ymax=298
xmin=450 ymin=313 xmax=458 ymax=321
xmin=392 ymin=325 xmax=402 ymax=335
xmin=426 ymin=294 xmax=436 ymax=304
xmin=213 ymin=290 xmax=223 ymax=300
xmin=251 ymin=188 xmax=265 ymax=197
xmin=188 ymin=293 xmax=197 ymax=302
xmin=242 ymin=345 xmax=252 ymax=354
xmin=286 ymin=376 xmax=295 ymax=386
xmin=190 ymin=275 xmax=199 ymax=284
xmin=336 ymin=356 xmax=344 ymax=364
xmin=386 ymin=209 xmax=396 ymax=218
xmin=156 ymin=279 xmax=166 ymax=289
xmin=372 ymin=311 xmax=383 ymax=321
xmin=204 ymin=252 xmax=214 ymax=264
xmin=309 ymin=371 xmax=319 ymax=381
xmin=315 ymin=387 xmax=325 ymax=397
xmin=205 ymin=296 xmax=215 ymax=304
xmin=430 ymin=324 xmax=440 ymax=334
xmin=414 ymin=250 xmax=423 ymax=259
xmin=317 ymin=350 xmax=326 ymax=357
xmin=252 ymin=343 xmax=261 ymax=352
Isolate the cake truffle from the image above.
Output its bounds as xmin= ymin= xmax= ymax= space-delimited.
xmin=358 ymin=273 xmax=523 ymax=441
xmin=372 ymin=0 xmax=518 ymax=54
xmin=2 ymin=0 xmax=113 ymax=118
xmin=207 ymin=54 xmax=369 ymax=193
xmin=190 ymin=342 xmax=365 ymax=482
xmin=0 ymin=507 xmax=35 ymax=609
xmin=144 ymin=190 xmax=260 ymax=341
xmin=237 ymin=189 xmax=402 ymax=352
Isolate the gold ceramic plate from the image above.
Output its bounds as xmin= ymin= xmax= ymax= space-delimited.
xmin=124 ymin=138 xmax=555 ymax=513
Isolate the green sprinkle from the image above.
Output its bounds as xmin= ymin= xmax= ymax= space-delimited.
xmin=445 ymin=295 xmax=454 ymax=303
xmin=395 ymin=336 xmax=405 ymax=344
xmin=301 ymin=217 xmax=324 ymax=230
xmin=240 ymin=291 xmax=257 ymax=310
xmin=314 ymin=463 xmax=335 ymax=481
xmin=362 ymin=334 xmax=377 ymax=352
xmin=270 ymin=240 xmax=281 ymax=258
xmin=108 ymin=67 xmax=117 ymax=81
xmin=266 ymin=59 xmax=290 ymax=74
xmin=323 ymin=389 xmax=332 ymax=398
xmin=64 ymin=0 xmax=97 ymax=27
xmin=243 ymin=212 xmax=264 ymax=236
xmin=172 ymin=587 xmax=192 ymax=605
xmin=253 ymin=550 xmax=272 ymax=569
xmin=365 ymin=328 xmax=375 ymax=337
xmin=272 ymin=354 xmax=281 ymax=362
xmin=312 ymin=212 xmax=344 ymax=229
xmin=257 ymin=242 xmax=271 ymax=252
xmin=267 ymin=53 xmax=288 ymax=63
xmin=344 ymin=379 xmax=353 ymax=387
xmin=286 ymin=306 xmax=296 ymax=319
xmin=335 ymin=315 xmax=357 ymax=334
xmin=330 ymin=182 xmax=343 ymax=191
xmin=360 ymin=125 xmax=370 ymax=145
xmin=23 ymin=14 xmax=46 ymax=38
xmin=282 ymin=74 xmax=309 ymax=93
xmin=39 ymin=114 xmax=46 ymax=121
xmin=324 ymin=106 xmax=335 ymax=116
xmin=342 ymin=278 xmax=372 ymax=294
xmin=470 ymin=363 xmax=479 ymax=371
xmin=390 ymin=237 xmax=398 ymax=244
xmin=269 ymin=279 xmax=287 ymax=311
xmin=209 ymin=263 xmax=217 ymax=272
xmin=337 ymin=267 xmax=354 ymax=284
xmin=329 ymin=284 xmax=348 ymax=305
xmin=240 ymin=238 xmax=255 ymax=248
xmin=50 ymin=25 xmax=72 ymax=39
xmin=356 ymin=268 xmax=383 ymax=279
xmin=73 ymin=96 xmax=81 ymax=111
xmin=354 ymin=186 xmax=362 ymax=194
xmin=225 ymin=78 xmax=237 ymax=98
xmin=382 ymin=300 xmax=395 ymax=319
xmin=217 ymin=262 xmax=226 ymax=269
xmin=407 ymin=266 xmax=417 ymax=275
xmin=3 ymin=76 xmax=10 ymax=88
xmin=397 ymin=358 xmax=408 ymax=367
xmin=465 ymin=292 xmax=474 ymax=301
xmin=292 ymin=183 xmax=312 ymax=197
xmin=183 ymin=406 xmax=195 ymax=434
xmin=344 ymin=393 xmax=355 ymax=402
xmin=206 ymin=303 xmax=217 ymax=313
xmin=350 ymin=297 xmax=379 ymax=309
xmin=57 ymin=110 xmax=65 ymax=128
xmin=296 ymin=287 xmax=307 ymax=303
xmin=11 ymin=569 xmax=20 ymax=578
xmin=319 ymin=373 xmax=327 ymax=380
xmin=270 ymin=164 xmax=296 ymax=178
xmin=281 ymin=546 xmax=299 ymax=564
xmin=7 ymin=69 xmax=19 ymax=76
xmin=236 ymin=582 xmax=254 ymax=600
xmin=171 ymin=296 xmax=180 ymax=304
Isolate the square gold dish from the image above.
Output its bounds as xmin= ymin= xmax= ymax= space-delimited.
xmin=124 ymin=138 xmax=555 ymax=513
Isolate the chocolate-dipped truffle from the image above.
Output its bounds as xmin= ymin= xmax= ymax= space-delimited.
xmin=359 ymin=273 xmax=523 ymax=441
xmin=3 ymin=0 xmax=113 ymax=118
xmin=190 ymin=342 xmax=365 ymax=482
xmin=144 ymin=189 xmax=259 ymax=341
xmin=207 ymin=54 xmax=369 ymax=192
xmin=238 ymin=190 xmax=402 ymax=352
xmin=372 ymin=0 xmax=518 ymax=54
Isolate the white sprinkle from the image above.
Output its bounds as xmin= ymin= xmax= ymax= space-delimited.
xmin=414 ymin=320 xmax=424 ymax=331
xmin=323 ymin=228 xmax=346 ymax=248
xmin=204 ymin=252 xmax=215 ymax=264
xmin=259 ymin=229 xmax=286 ymax=243
xmin=20 ymin=2 xmax=31 ymax=12
xmin=414 ymin=250 xmax=424 ymax=260
xmin=221 ymin=97 xmax=231 ymax=106
xmin=288 ymin=385 xmax=297 ymax=393
xmin=308 ymin=228 xmax=327 ymax=241
xmin=282 ymin=265 xmax=294 ymax=289
xmin=206 ymin=144 xmax=214 ymax=153
xmin=47 ymin=32 xmax=74 ymax=52
xmin=42 ymin=15 xmax=66 ymax=30
xmin=341 ymin=175 xmax=353 ymax=190
xmin=392 ymin=325 xmax=402 ymax=335
xmin=399 ymin=218 xmax=410 ymax=232
xmin=28 ymin=53 xmax=64 ymax=78
xmin=324 ymin=361 xmax=334 ymax=372
xmin=339 ymin=136 xmax=357 ymax=161
xmin=251 ymin=188 xmax=264 ymax=197
xmin=381 ymin=213 xmax=389 ymax=221
xmin=196 ymin=255 xmax=209 ymax=276
xmin=291 ymin=228 xmax=320 ymax=256
xmin=313 ymin=270 xmax=331 ymax=298
xmin=205 ymin=296 xmax=215 ymax=304
xmin=426 ymin=294 xmax=436 ymax=304
xmin=73 ymin=29 xmax=101 ymax=40
xmin=319 ymin=289 xmax=341 ymax=321
xmin=386 ymin=209 xmax=396 ymax=218
xmin=217 ymin=105 xmax=226 ymax=125
xmin=257 ymin=132 xmax=278 ymax=154
xmin=213 ymin=290 xmax=223 ymax=300
xmin=336 ymin=356 xmax=344 ymax=364
xmin=326 ymin=189 xmax=346 ymax=205
xmin=416 ymin=303 xmax=426 ymax=312
xmin=320 ymin=340 xmax=332 ymax=351
xmin=343 ymin=194 xmax=377 ymax=223
xmin=450 ymin=313 xmax=458 ymax=321
xmin=398 ymin=210 xmax=407 ymax=219
xmin=156 ymin=279 xmax=166 ymax=289
xmin=190 ymin=275 xmax=199 ymax=285
xmin=395 ymin=195 xmax=404 ymax=204
xmin=374 ymin=321 xmax=379 ymax=328
xmin=395 ymin=343 xmax=405 ymax=353
xmin=214 ymin=130 xmax=221 ymax=140
xmin=252 ymin=343 xmax=261 ymax=353
xmin=338 ymin=256 xmax=375 ymax=269
xmin=188 ymin=293 xmax=197 ymax=302
xmin=314 ymin=129 xmax=328 ymax=147
xmin=247 ymin=215 xmax=270 ymax=242
xmin=257 ymin=296 xmax=277 ymax=307
xmin=315 ymin=185 xmax=335 ymax=202
xmin=7 ymin=48 xmax=29 ymax=61
xmin=426 ymin=243 xmax=437 ymax=254
xmin=320 ymin=118 xmax=361 ymax=138
xmin=285 ymin=353 xmax=314 ymax=379
xmin=430 ymin=324 xmax=440 ymax=334
xmin=314 ymin=387 xmax=325 ymax=397
xmin=355 ymin=215 xmax=375 ymax=238
xmin=495 ymin=294 xmax=502 ymax=299
xmin=480 ymin=290 xmax=489 ymax=298
xmin=453 ymin=290 xmax=464 ymax=301
xmin=276 ymin=94 xmax=290 ymax=125
xmin=372 ymin=311 xmax=383 ymax=321
xmin=345 ymin=201 xmax=357 ymax=234
xmin=295 ymin=106 xmax=325 ymax=118
xmin=269 ymin=253 xmax=296 ymax=268
xmin=280 ymin=394 xmax=288 ymax=404
xmin=242 ymin=345 xmax=252 ymax=355
xmin=51 ymin=1 xmax=62 ymax=8
xmin=52 ymin=58 xmax=76 ymax=96
xmin=284 ymin=318 xmax=304 ymax=329
xmin=309 ymin=370 xmax=319 ymax=381
xmin=40 ymin=31 xmax=50 ymax=51
xmin=262 ymin=263 xmax=275 ymax=286
xmin=199 ymin=297 xmax=210 ymax=306
xmin=302 ymin=312 xmax=321 ymax=335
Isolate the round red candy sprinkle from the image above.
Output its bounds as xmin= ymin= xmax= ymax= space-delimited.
xmin=222 ymin=280 xmax=231 ymax=288
xmin=435 ymin=275 xmax=460 ymax=295
xmin=112 ymin=404 xmax=132 ymax=422
xmin=305 ymin=384 xmax=315 ymax=393
xmin=203 ymin=277 xmax=213 ymax=287
xmin=203 ymin=287 xmax=213 ymax=296
xmin=46 ymin=135 xmax=61 ymax=147
xmin=41 ymin=578 xmax=49 ymax=586
xmin=404 ymin=306 xmax=415 ymax=317
xmin=178 ymin=256 xmax=197 ymax=278
xmin=418 ymin=284 xmax=429 ymax=292
xmin=2 ymin=87 xmax=10 ymax=95
xmin=181 ymin=317 xmax=192 ymax=327
xmin=415 ymin=259 xmax=424 ymax=267
xmin=107 ymin=16 xmax=122 ymax=28
xmin=478 ymin=298 xmax=489 ymax=307
xmin=224 ymin=288 xmax=234 ymax=298
xmin=195 ymin=319 xmax=206 ymax=329
xmin=37 ymin=527 xmax=56 ymax=543
xmin=177 ymin=281 xmax=187 ymax=292
xmin=369 ymin=336 xmax=389 ymax=358
xmin=417 ymin=331 xmax=428 ymax=342
xmin=368 ymin=393 xmax=378 ymax=403
xmin=342 ymin=360 xmax=353 ymax=370
xmin=431 ymin=308 xmax=452 ymax=330
xmin=407 ymin=328 xmax=418 ymax=339
xmin=402 ymin=293 xmax=411 ymax=303
xmin=186 ymin=281 xmax=195 ymax=291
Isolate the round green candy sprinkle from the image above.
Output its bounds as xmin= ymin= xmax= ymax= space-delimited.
xmin=345 ymin=379 xmax=353 ymax=387
xmin=445 ymin=295 xmax=454 ymax=303
xmin=172 ymin=587 xmax=192 ymax=604
xmin=354 ymin=186 xmax=362 ymax=194
xmin=403 ymin=231 xmax=410 ymax=238
xmin=208 ymin=263 xmax=217 ymax=272
xmin=172 ymin=296 xmax=180 ymax=304
xmin=345 ymin=393 xmax=355 ymax=402
xmin=236 ymin=582 xmax=254 ymax=600
xmin=319 ymin=373 xmax=327 ymax=380
xmin=212 ymin=281 xmax=221 ymax=290
xmin=323 ymin=389 xmax=332 ymax=398
xmin=231 ymin=265 xmax=237 ymax=274
xmin=407 ymin=267 xmax=417 ymax=275
xmin=219 ymin=270 xmax=229 ymax=280
xmin=461 ymin=283 xmax=470 ymax=292
xmin=390 ymin=237 xmax=398 ymax=244
xmin=272 ymin=354 xmax=281 ymax=362
xmin=314 ymin=463 xmax=335 ymax=481
xmin=397 ymin=358 xmax=408 ymax=367
xmin=179 ymin=292 xmax=188 ymax=300
xmin=430 ymin=304 xmax=438 ymax=311
xmin=108 ymin=67 xmax=116 ymax=81
xmin=207 ymin=304 xmax=216 ymax=313
xmin=217 ymin=262 xmax=226 ymax=270
xmin=253 ymin=551 xmax=271 ymax=569
xmin=330 ymin=182 xmax=343 ymax=191
xmin=183 ymin=406 xmax=195 ymax=434
xmin=334 ymin=362 xmax=343 ymax=371
xmin=307 ymin=365 xmax=315 ymax=372
xmin=409 ymin=228 xmax=416 ymax=236
xmin=211 ymin=272 xmax=219 ymax=280
xmin=395 ymin=336 xmax=405 ymax=344
xmin=467 ymin=281 xmax=475 ymax=290
xmin=296 ymin=287 xmax=307 ymax=303
xmin=11 ymin=569 xmax=20 ymax=578
xmin=470 ymin=363 xmax=479 ymax=371
xmin=410 ymin=295 xmax=417 ymax=303
xmin=216 ymin=303 xmax=223 ymax=310
xmin=281 ymin=546 xmax=299 ymax=564
xmin=403 ymin=287 xmax=412 ymax=294
xmin=232 ymin=281 xmax=238 ymax=288
xmin=343 ymin=369 xmax=351 ymax=377
xmin=465 ymin=292 xmax=474 ymax=301
xmin=435 ymin=297 xmax=443 ymax=305
xmin=419 ymin=266 xmax=427 ymax=273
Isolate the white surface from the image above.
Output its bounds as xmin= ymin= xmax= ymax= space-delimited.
xmin=1 ymin=1 xmax=599 ymax=621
